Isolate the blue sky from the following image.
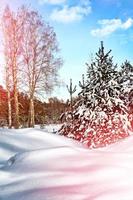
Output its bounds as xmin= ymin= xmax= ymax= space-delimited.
xmin=1 ymin=0 xmax=133 ymax=101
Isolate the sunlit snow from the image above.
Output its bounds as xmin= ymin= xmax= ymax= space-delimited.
xmin=0 ymin=125 xmax=133 ymax=200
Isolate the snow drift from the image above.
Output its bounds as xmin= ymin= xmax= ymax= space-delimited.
xmin=1 ymin=126 xmax=133 ymax=200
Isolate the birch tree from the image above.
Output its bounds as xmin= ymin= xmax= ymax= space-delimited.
xmin=2 ymin=6 xmax=14 ymax=128
xmin=22 ymin=9 xmax=62 ymax=127
xmin=2 ymin=6 xmax=62 ymax=128
xmin=2 ymin=6 xmax=26 ymax=128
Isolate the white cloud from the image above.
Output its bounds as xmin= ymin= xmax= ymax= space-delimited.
xmin=38 ymin=0 xmax=66 ymax=5
xmin=91 ymin=18 xmax=133 ymax=37
xmin=50 ymin=5 xmax=91 ymax=23
xmin=121 ymin=18 xmax=133 ymax=29
xmin=80 ymin=0 xmax=91 ymax=6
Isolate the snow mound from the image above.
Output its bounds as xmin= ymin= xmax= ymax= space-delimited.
xmin=0 ymin=126 xmax=81 ymax=165
xmin=1 ymin=127 xmax=133 ymax=200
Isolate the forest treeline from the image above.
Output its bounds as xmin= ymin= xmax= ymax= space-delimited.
xmin=0 ymin=85 xmax=68 ymax=127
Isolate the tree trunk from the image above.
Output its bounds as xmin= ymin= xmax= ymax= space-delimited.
xmin=6 ymin=66 xmax=12 ymax=128
xmin=7 ymin=89 xmax=12 ymax=128
xmin=29 ymin=97 xmax=35 ymax=127
xmin=70 ymin=93 xmax=73 ymax=112
xmin=14 ymin=87 xmax=19 ymax=128
xmin=13 ymin=59 xmax=20 ymax=129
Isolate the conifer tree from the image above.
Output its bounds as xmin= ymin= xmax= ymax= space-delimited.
xmin=60 ymin=42 xmax=131 ymax=148
xmin=67 ymin=79 xmax=76 ymax=111
xmin=119 ymin=61 xmax=133 ymax=128
xmin=119 ymin=60 xmax=133 ymax=105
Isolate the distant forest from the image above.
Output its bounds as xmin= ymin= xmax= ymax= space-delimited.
xmin=0 ymin=85 xmax=68 ymax=127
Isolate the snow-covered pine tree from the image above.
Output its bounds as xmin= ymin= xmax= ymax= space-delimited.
xmin=60 ymin=42 xmax=132 ymax=148
xmin=119 ymin=61 xmax=133 ymax=128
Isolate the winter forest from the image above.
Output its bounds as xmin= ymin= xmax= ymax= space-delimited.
xmin=0 ymin=6 xmax=65 ymax=128
xmin=2 ymin=2 xmax=133 ymax=200
xmin=0 ymin=6 xmax=133 ymax=148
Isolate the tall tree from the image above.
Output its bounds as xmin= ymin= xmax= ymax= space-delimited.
xmin=2 ymin=6 xmax=62 ymax=128
xmin=60 ymin=42 xmax=131 ymax=148
xmin=21 ymin=8 xmax=62 ymax=127
xmin=119 ymin=60 xmax=133 ymax=105
xmin=2 ymin=6 xmax=22 ymax=128
xmin=2 ymin=6 xmax=12 ymax=128
xmin=67 ymin=78 xmax=76 ymax=111
xmin=2 ymin=6 xmax=28 ymax=128
xmin=119 ymin=60 xmax=133 ymax=127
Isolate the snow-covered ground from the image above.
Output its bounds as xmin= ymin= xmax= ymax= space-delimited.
xmin=1 ymin=125 xmax=133 ymax=200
